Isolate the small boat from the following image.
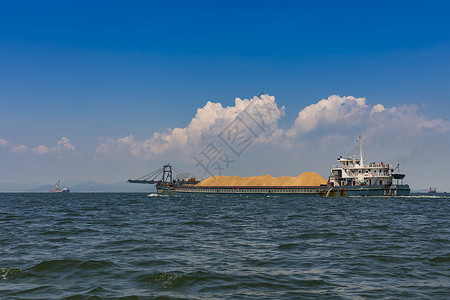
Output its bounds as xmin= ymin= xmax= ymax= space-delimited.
xmin=428 ymin=187 xmax=437 ymax=193
xmin=50 ymin=180 xmax=70 ymax=193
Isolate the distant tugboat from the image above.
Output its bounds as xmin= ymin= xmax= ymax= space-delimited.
xmin=50 ymin=180 xmax=70 ymax=193
xmin=428 ymin=187 xmax=437 ymax=193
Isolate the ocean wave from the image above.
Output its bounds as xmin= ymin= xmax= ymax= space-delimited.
xmin=429 ymin=253 xmax=450 ymax=263
xmin=28 ymin=259 xmax=117 ymax=273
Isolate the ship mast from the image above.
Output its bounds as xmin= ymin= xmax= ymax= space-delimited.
xmin=359 ymin=135 xmax=364 ymax=167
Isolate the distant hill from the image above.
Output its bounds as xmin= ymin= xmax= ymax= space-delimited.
xmin=0 ymin=181 xmax=155 ymax=193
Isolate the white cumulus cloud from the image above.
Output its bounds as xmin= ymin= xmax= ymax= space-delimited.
xmin=31 ymin=145 xmax=50 ymax=154
xmin=56 ymin=137 xmax=76 ymax=152
xmin=96 ymin=94 xmax=285 ymax=159
xmin=0 ymin=138 xmax=29 ymax=153
xmin=31 ymin=137 xmax=76 ymax=155
xmin=286 ymin=95 xmax=369 ymax=137
xmin=1 ymin=137 xmax=77 ymax=155
xmin=371 ymin=104 xmax=385 ymax=114
xmin=282 ymin=95 xmax=449 ymax=142
xmin=12 ymin=145 xmax=29 ymax=153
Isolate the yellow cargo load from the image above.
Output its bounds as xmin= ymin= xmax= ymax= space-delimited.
xmin=196 ymin=172 xmax=327 ymax=187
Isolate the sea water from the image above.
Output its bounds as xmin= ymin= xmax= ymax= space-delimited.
xmin=0 ymin=193 xmax=448 ymax=299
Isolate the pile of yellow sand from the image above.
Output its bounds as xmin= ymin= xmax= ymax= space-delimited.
xmin=196 ymin=172 xmax=327 ymax=187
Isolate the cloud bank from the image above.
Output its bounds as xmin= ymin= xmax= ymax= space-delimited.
xmin=96 ymin=94 xmax=285 ymax=159
xmin=287 ymin=95 xmax=369 ymax=136
xmin=0 ymin=137 xmax=77 ymax=155
xmin=97 ymin=94 xmax=449 ymax=161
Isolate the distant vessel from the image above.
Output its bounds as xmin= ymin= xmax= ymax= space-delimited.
xmin=428 ymin=187 xmax=437 ymax=193
xmin=129 ymin=137 xmax=410 ymax=197
xmin=50 ymin=180 xmax=70 ymax=193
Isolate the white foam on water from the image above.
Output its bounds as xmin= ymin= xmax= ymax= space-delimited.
xmin=147 ymin=193 xmax=170 ymax=197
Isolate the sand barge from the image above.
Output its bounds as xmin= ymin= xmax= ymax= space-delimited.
xmin=195 ymin=172 xmax=327 ymax=187
xmin=129 ymin=135 xmax=410 ymax=196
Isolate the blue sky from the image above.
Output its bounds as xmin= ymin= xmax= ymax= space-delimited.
xmin=1 ymin=1 xmax=450 ymax=190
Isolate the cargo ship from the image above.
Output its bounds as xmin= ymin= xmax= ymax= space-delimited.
xmin=129 ymin=137 xmax=410 ymax=197
xmin=50 ymin=180 xmax=70 ymax=193
xmin=428 ymin=187 xmax=437 ymax=193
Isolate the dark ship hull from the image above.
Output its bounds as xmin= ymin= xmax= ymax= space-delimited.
xmin=157 ymin=183 xmax=410 ymax=197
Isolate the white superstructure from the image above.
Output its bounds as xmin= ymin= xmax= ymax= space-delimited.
xmin=327 ymin=136 xmax=403 ymax=188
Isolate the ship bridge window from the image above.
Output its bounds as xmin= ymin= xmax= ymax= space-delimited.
xmin=333 ymin=170 xmax=342 ymax=177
